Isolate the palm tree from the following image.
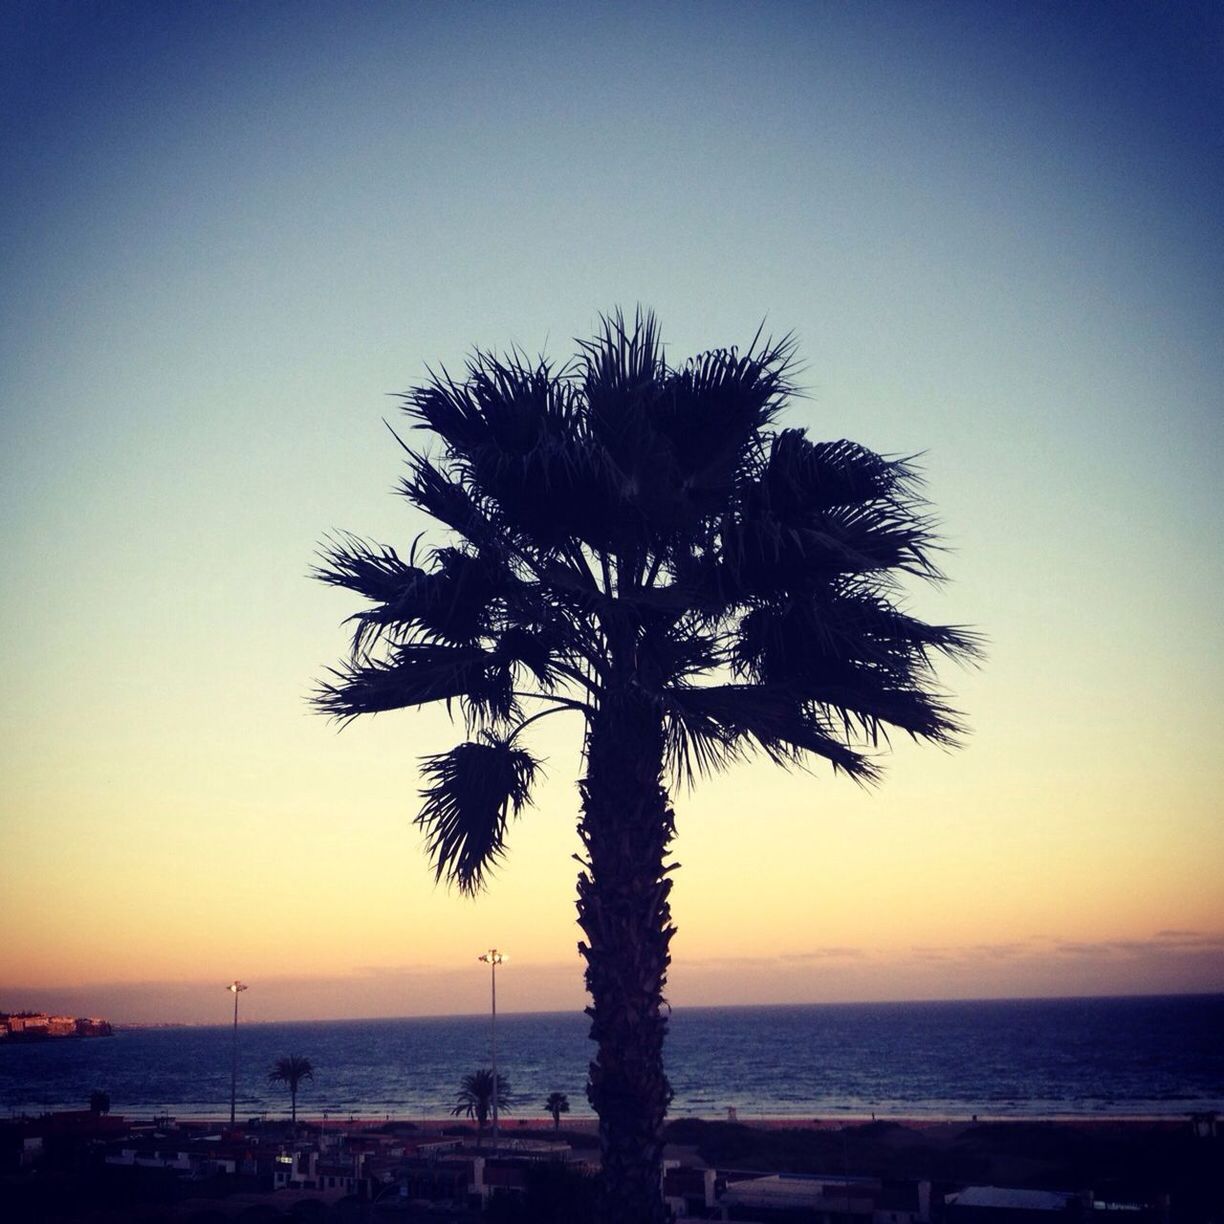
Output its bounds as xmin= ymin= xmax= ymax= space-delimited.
xmin=267 ymin=1054 xmax=313 ymax=1126
xmin=453 ymin=1067 xmax=512 ymax=1147
xmin=545 ymin=1091 xmax=570 ymax=1131
xmin=314 ymin=309 xmax=979 ymax=1221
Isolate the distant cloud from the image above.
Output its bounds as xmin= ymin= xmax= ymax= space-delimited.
xmin=681 ymin=954 xmax=779 ymax=969
xmin=1151 ymin=931 xmax=1222 ymax=949
xmin=779 ymin=947 xmax=867 ymax=962
xmin=680 ymin=930 xmax=1224 ymax=979
xmin=1053 ymin=933 xmax=1224 ymax=958
xmin=971 ymin=942 xmax=1032 ymax=960
xmin=10 ymin=930 xmax=1221 ymax=1024
xmin=681 ymin=947 xmax=868 ymax=970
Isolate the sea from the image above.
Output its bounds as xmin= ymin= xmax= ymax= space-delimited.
xmin=2 ymin=995 xmax=1221 ymax=1122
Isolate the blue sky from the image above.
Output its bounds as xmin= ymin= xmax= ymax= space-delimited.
xmin=1 ymin=1 xmax=1221 ymax=1022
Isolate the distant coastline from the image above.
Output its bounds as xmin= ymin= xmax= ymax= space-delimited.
xmin=0 ymin=1012 xmax=112 ymax=1042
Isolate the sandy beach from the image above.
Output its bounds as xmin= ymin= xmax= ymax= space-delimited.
xmin=290 ymin=1114 xmax=1192 ymax=1131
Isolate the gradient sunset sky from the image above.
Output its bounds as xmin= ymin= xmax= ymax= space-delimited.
xmin=2 ymin=1 xmax=1221 ymax=1025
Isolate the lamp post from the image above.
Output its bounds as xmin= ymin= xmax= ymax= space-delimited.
xmin=227 ymin=981 xmax=247 ymax=1126
xmin=477 ymin=950 xmax=506 ymax=1150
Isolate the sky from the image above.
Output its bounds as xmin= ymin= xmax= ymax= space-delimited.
xmin=1 ymin=0 xmax=1221 ymax=1025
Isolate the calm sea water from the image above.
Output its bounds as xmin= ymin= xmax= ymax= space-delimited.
xmin=2 ymin=995 xmax=1221 ymax=1121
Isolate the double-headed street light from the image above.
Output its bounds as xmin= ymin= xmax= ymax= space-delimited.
xmin=227 ymin=981 xmax=248 ymax=1126
xmin=477 ymin=950 xmax=506 ymax=1150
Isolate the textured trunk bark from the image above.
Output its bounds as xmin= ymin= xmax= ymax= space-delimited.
xmin=577 ymin=685 xmax=676 ymax=1224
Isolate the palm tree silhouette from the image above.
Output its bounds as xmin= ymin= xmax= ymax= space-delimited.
xmin=267 ymin=1055 xmax=313 ymax=1126
xmin=453 ymin=1067 xmax=512 ymax=1148
xmin=315 ymin=309 xmax=978 ymax=1221
xmin=545 ymin=1091 xmax=570 ymax=1131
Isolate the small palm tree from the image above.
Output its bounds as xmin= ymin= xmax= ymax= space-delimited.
xmin=267 ymin=1054 xmax=314 ymax=1125
xmin=544 ymin=1091 xmax=570 ymax=1131
xmin=453 ymin=1067 xmax=511 ymax=1147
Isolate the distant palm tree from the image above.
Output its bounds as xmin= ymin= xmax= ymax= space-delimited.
xmin=315 ymin=309 xmax=979 ymax=1221
xmin=267 ymin=1054 xmax=314 ymax=1125
xmin=453 ymin=1068 xmax=511 ymax=1147
xmin=544 ymin=1091 xmax=570 ymax=1131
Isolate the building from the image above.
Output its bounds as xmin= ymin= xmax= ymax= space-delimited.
xmin=719 ymin=1172 xmax=933 ymax=1224
xmin=947 ymin=1186 xmax=1094 ymax=1224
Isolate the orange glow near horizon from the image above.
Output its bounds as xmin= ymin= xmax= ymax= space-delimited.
xmin=3 ymin=695 xmax=1221 ymax=1022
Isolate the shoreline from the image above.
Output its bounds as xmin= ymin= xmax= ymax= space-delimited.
xmin=130 ymin=1113 xmax=1197 ymax=1132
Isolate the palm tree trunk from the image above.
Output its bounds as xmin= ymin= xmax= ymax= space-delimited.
xmin=577 ymin=686 xmax=676 ymax=1224
xmin=291 ymin=1088 xmax=297 ymax=1126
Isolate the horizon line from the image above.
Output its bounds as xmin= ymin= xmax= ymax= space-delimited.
xmin=100 ymin=987 xmax=1224 ymax=1029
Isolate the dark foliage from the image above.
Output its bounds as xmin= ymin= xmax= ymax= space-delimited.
xmin=315 ymin=309 xmax=978 ymax=888
xmin=452 ymin=1068 xmax=512 ymax=1132
xmin=267 ymin=1055 xmax=314 ymax=1124
xmin=544 ymin=1091 xmax=571 ymax=1130
xmin=314 ymin=310 xmax=980 ymax=1222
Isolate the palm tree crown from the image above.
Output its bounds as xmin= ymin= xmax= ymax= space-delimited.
xmin=452 ymin=1067 xmax=512 ymax=1133
xmin=315 ymin=310 xmax=979 ymax=1221
xmin=267 ymin=1054 xmax=313 ymax=1124
xmin=545 ymin=1091 xmax=570 ymax=1130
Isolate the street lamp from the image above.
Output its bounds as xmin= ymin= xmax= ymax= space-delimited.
xmin=227 ymin=981 xmax=248 ymax=1126
xmin=477 ymin=950 xmax=506 ymax=1150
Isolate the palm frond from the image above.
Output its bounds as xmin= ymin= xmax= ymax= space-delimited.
xmin=452 ymin=1068 xmax=512 ymax=1119
xmin=313 ymin=642 xmax=513 ymax=723
xmin=467 ymin=348 xmax=579 ymax=447
xmin=401 ymin=351 xmax=584 ymax=501
xmin=800 ymin=588 xmax=983 ymax=671
xmin=712 ymin=431 xmax=945 ymax=598
xmin=809 ymin=684 xmax=965 ymax=747
xmin=494 ymin=624 xmax=563 ymax=690
xmin=577 ymin=310 xmax=669 ymax=496
xmin=763 ymin=432 xmax=916 ymax=516
xmin=653 ymin=331 xmax=798 ymax=500
xmin=406 ymin=398 xmax=631 ymax=556
xmin=661 ymin=691 xmax=744 ymax=783
xmin=417 ymin=736 xmax=541 ymax=894
xmin=733 ymin=594 xmax=981 ymax=684
xmin=398 ymin=453 xmax=501 ymax=547
xmin=323 ymin=535 xmax=529 ymax=658
xmin=662 ymin=683 xmax=878 ymax=786
xmin=730 ymin=595 xmax=979 ymax=746
xmin=637 ymin=620 xmax=722 ymax=691
xmin=578 ymin=308 xmax=664 ymax=428
xmin=484 ymin=434 xmax=630 ymax=553
xmin=721 ymin=498 xmax=940 ymax=597
xmin=413 ymin=547 xmax=506 ymax=644
xmin=268 ymin=1055 xmax=314 ymax=1088
xmin=402 ymin=349 xmax=574 ymax=460
xmin=312 ymin=532 xmax=424 ymax=602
